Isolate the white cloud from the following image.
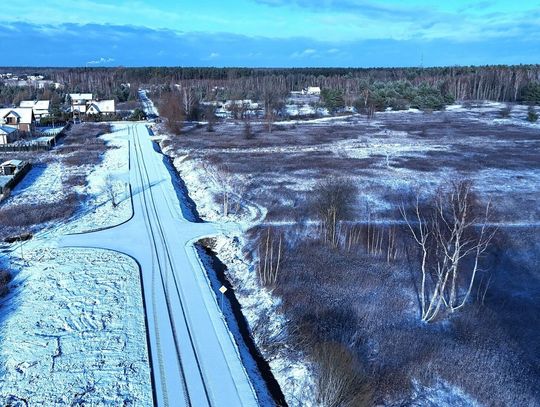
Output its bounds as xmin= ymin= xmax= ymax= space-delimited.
xmin=291 ymin=48 xmax=317 ymax=58
xmin=87 ymin=57 xmax=115 ymax=65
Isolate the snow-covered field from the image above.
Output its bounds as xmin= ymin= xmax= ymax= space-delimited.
xmin=156 ymin=102 xmax=540 ymax=406
xmin=0 ymin=248 xmax=152 ymax=406
xmin=62 ymin=128 xmax=132 ymax=234
xmin=0 ymin=124 xmax=151 ymax=405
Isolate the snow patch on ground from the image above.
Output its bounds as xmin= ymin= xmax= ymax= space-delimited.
xmin=64 ymin=129 xmax=132 ymax=233
xmin=0 ymin=247 xmax=152 ymax=406
xmin=407 ymin=379 xmax=482 ymax=407
xmin=8 ymin=161 xmax=66 ymax=206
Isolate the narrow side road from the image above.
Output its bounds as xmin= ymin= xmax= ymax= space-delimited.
xmin=60 ymin=123 xmax=258 ymax=407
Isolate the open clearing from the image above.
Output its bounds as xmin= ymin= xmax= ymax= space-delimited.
xmin=163 ymin=103 xmax=540 ymax=406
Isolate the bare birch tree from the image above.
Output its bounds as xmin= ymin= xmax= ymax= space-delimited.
xmin=401 ymin=180 xmax=496 ymax=322
xmin=257 ymin=228 xmax=283 ymax=288
xmin=203 ymin=162 xmax=243 ymax=218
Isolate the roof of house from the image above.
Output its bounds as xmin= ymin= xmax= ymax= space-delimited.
xmin=70 ymin=93 xmax=93 ymax=101
xmin=88 ymin=100 xmax=115 ymax=113
xmin=1 ymin=159 xmax=24 ymax=167
xmin=20 ymin=100 xmax=35 ymax=108
xmin=0 ymin=125 xmax=18 ymax=135
xmin=34 ymin=100 xmax=50 ymax=110
xmin=0 ymin=108 xmax=34 ymax=124
xmin=20 ymin=100 xmax=50 ymax=110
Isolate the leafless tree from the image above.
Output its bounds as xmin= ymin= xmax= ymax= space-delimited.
xmin=203 ymin=162 xmax=239 ymax=218
xmin=262 ymin=88 xmax=284 ymax=133
xmin=204 ymin=104 xmax=217 ymax=132
xmin=243 ymin=119 xmax=253 ymax=139
xmin=257 ymin=228 xmax=283 ymax=288
xmin=181 ymin=86 xmax=199 ymax=120
xmin=159 ymin=91 xmax=184 ymax=135
xmin=401 ymin=180 xmax=496 ymax=322
xmin=314 ymin=178 xmax=356 ymax=248
xmin=104 ymin=174 xmax=119 ymax=208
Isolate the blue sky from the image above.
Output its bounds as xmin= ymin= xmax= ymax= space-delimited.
xmin=0 ymin=0 xmax=539 ymax=67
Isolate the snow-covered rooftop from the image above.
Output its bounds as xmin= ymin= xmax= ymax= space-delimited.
xmin=87 ymin=99 xmax=115 ymax=114
xmin=1 ymin=159 xmax=24 ymax=167
xmin=0 ymin=107 xmax=34 ymax=124
xmin=0 ymin=125 xmax=18 ymax=135
xmin=70 ymin=93 xmax=93 ymax=101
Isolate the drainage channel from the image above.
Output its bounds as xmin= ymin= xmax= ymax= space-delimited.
xmin=196 ymin=242 xmax=288 ymax=407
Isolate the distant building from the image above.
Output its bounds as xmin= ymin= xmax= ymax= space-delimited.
xmin=0 ymin=108 xmax=35 ymax=132
xmin=86 ymin=100 xmax=116 ymax=115
xmin=0 ymin=126 xmax=19 ymax=145
xmin=305 ymin=87 xmax=321 ymax=95
xmin=20 ymin=100 xmax=50 ymax=120
xmin=69 ymin=94 xmax=116 ymax=116
xmin=69 ymin=93 xmax=93 ymax=114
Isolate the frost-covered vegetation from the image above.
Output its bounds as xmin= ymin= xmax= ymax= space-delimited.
xmin=0 ymin=123 xmax=112 ymax=242
xmin=159 ymin=102 xmax=540 ymax=406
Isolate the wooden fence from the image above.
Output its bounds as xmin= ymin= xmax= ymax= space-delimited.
xmin=0 ymin=162 xmax=32 ymax=194
xmin=0 ymin=124 xmax=69 ymax=153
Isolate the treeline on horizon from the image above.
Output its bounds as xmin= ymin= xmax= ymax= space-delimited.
xmin=2 ymin=65 xmax=540 ymax=108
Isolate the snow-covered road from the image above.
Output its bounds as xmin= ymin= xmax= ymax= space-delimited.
xmin=60 ymin=123 xmax=258 ymax=407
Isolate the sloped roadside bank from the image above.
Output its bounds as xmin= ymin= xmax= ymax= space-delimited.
xmin=150 ymin=134 xmax=286 ymax=406
xmin=196 ymin=241 xmax=287 ymax=406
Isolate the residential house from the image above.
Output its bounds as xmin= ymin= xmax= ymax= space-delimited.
xmin=0 ymin=108 xmax=35 ymax=133
xmin=0 ymin=126 xmax=19 ymax=145
xmin=69 ymin=93 xmax=93 ymax=114
xmin=20 ymin=100 xmax=50 ymax=120
xmin=86 ymin=100 xmax=116 ymax=115
xmin=69 ymin=94 xmax=116 ymax=116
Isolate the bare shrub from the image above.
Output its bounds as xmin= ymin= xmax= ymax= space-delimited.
xmin=243 ymin=119 xmax=253 ymax=140
xmin=499 ymin=104 xmax=513 ymax=118
xmin=59 ymin=123 xmax=109 ymax=167
xmin=312 ymin=178 xmax=356 ymax=248
xmin=251 ymin=312 xmax=289 ymax=361
xmin=159 ymin=91 xmax=184 ymax=135
xmin=62 ymin=151 xmax=102 ymax=167
xmin=343 ymin=223 xmax=401 ymax=263
xmin=311 ymin=342 xmax=373 ymax=407
xmin=63 ymin=174 xmax=87 ymax=189
xmin=0 ymin=193 xmax=81 ymax=234
xmin=62 ymin=123 xmax=111 ymax=144
xmin=104 ymin=174 xmax=120 ymax=208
